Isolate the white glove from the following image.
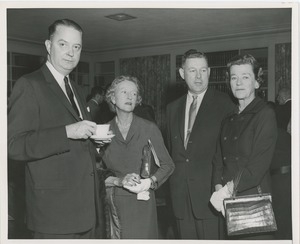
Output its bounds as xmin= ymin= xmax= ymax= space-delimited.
xmin=137 ymin=191 xmax=150 ymax=201
xmin=123 ymin=179 xmax=151 ymax=194
xmin=210 ymin=184 xmax=231 ymax=216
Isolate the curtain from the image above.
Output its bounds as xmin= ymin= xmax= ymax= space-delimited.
xmin=120 ymin=54 xmax=170 ymax=132
xmin=275 ymin=43 xmax=291 ymax=94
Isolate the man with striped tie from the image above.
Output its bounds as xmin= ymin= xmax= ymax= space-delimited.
xmin=166 ymin=49 xmax=235 ymax=239
xmin=8 ymin=19 xmax=106 ymax=239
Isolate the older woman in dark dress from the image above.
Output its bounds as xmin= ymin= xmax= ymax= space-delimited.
xmin=102 ymin=75 xmax=174 ymax=239
xmin=211 ymin=54 xmax=277 ymax=240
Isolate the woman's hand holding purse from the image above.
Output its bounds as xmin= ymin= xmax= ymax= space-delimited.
xmin=210 ymin=181 xmax=234 ymax=216
xmin=121 ymin=173 xmax=141 ymax=187
xmin=124 ymin=179 xmax=152 ymax=201
xmin=123 ymin=179 xmax=151 ymax=193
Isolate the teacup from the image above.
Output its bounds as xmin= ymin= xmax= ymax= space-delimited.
xmin=95 ymin=124 xmax=110 ymax=137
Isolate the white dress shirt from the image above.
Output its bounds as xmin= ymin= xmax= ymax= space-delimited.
xmin=184 ymin=90 xmax=207 ymax=140
xmin=46 ymin=61 xmax=82 ymax=118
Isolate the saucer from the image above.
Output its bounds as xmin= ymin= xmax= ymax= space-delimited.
xmin=90 ymin=134 xmax=115 ymax=140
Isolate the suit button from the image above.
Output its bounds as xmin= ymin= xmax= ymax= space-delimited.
xmin=224 ymin=137 xmax=227 ymax=141
xmin=234 ymin=136 xmax=238 ymax=140
xmin=186 ymin=159 xmax=189 ymax=163
xmin=90 ymin=172 xmax=95 ymax=176
xmin=230 ymin=118 xmax=234 ymax=121
xmin=223 ymin=157 xmax=226 ymax=160
xmin=235 ymin=157 xmax=239 ymax=160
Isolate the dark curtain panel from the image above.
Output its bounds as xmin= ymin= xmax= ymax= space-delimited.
xmin=275 ymin=43 xmax=291 ymax=94
xmin=120 ymin=54 xmax=171 ymax=132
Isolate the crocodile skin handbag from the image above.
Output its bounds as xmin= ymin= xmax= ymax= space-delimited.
xmin=223 ymin=171 xmax=277 ymax=236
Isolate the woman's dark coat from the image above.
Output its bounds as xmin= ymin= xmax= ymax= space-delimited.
xmin=212 ymin=97 xmax=277 ymax=196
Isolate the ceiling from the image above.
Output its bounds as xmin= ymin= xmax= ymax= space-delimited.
xmin=6 ymin=8 xmax=292 ymax=53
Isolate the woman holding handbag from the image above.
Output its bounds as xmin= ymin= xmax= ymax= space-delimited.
xmin=101 ymin=75 xmax=174 ymax=239
xmin=211 ymin=54 xmax=278 ymax=239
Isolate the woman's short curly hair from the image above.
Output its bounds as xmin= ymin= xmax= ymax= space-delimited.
xmin=105 ymin=75 xmax=143 ymax=112
xmin=226 ymin=54 xmax=264 ymax=87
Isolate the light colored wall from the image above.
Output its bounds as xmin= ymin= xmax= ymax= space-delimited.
xmin=7 ymin=30 xmax=291 ymax=102
xmin=91 ymin=31 xmax=291 ymax=102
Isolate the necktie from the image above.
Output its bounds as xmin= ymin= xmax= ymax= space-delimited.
xmin=185 ymin=95 xmax=197 ymax=149
xmin=64 ymin=76 xmax=80 ymax=117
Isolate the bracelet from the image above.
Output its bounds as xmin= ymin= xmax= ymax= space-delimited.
xmin=149 ymin=176 xmax=157 ymax=190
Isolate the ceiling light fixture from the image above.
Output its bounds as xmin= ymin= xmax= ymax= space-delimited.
xmin=105 ymin=13 xmax=137 ymax=21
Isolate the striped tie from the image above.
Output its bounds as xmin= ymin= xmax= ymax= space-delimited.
xmin=64 ymin=76 xmax=80 ymax=117
xmin=185 ymin=95 xmax=197 ymax=149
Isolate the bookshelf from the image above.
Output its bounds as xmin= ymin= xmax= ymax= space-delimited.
xmin=206 ymin=50 xmax=239 ymax=94
xmin=175 ymin=47 xmax=268 ymax=100
xmin=94 ymin=61 xmax=115 ymax=89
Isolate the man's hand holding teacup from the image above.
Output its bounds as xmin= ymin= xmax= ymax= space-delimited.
xmin=66 ymin=120 xmax=96 ymax=139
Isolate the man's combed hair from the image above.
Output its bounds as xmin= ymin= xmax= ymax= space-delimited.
xmin=181 ymin=49 xmax=209 ymax=68
xmin=48 ymin=19 xmax=83 ymax=40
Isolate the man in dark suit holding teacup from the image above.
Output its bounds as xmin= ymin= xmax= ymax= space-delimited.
xmin=8 ymin=19 xmax=107 ymax=239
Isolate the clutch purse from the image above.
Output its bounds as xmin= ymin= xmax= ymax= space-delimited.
xmin=140 ymin=139 xmax=160 ymax=178
xmin=223 ymin=171 xmax=277 ymax=236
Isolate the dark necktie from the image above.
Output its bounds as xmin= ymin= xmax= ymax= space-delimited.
xmin=64 ymin=76 xmax=80 ymax=117
xmin=185 ymin=95 xmax=197 ymax=149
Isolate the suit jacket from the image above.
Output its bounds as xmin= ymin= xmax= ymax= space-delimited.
xmin=8 ymin=64 xmax=105 ymax=235
xmin=87 ymin=99 xmax=102 ymax=124
xmin=166 ymin=89 xmax=235 ymax=219
xmin=212 ymin=97 xmax=277 ymax=196
xmin=87 ymin=100 xmax=115 ymax=124
xmin=275 ymin=100 xmax=291 ymax=129
xmin=133 ymin=103 xmax=156 ymax=123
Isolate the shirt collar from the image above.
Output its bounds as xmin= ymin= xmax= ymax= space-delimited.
xmin=187 ymin=89 xmax=207 ymax=102
xmin=238 ymin=96 xmax=265 ymax=115
xmin=46 ymin=61 xmax=67 ymax=85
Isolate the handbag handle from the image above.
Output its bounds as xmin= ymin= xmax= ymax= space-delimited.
xmin=232 ymin=169 xmax=262 ymax=198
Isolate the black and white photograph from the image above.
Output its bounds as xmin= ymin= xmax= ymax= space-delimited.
xmin=1 ymin=1 xmax=299 ymax=244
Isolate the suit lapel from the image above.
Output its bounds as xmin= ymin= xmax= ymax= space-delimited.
xmin=190 ymin=89 xmax=214 ymax=136
xmin=70 ymin=80 xmax=89 ymax=120
xmin=41 ymin=65 xmax=81 ymax=122
xmin=177 ymin=96 xmax=187 ymax=145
